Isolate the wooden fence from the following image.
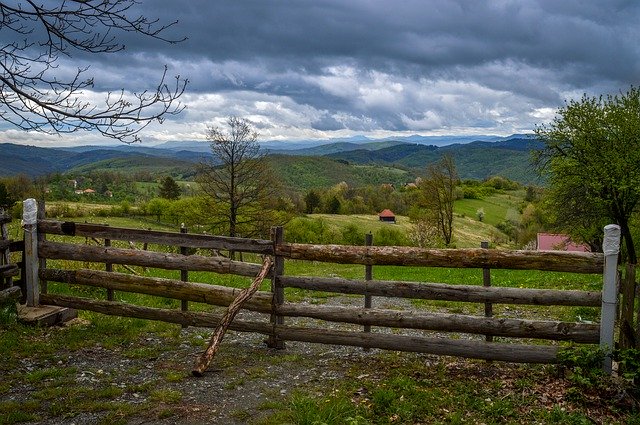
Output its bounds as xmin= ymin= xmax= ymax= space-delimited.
xmin=0 ymin=207 xmax=22 ymax=304
xmin=17 ymin=200 xmax=621 ymax=369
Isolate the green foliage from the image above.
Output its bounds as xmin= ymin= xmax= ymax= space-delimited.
xmin=614 ymin=348 xmax=640 ymax=383
xmin=326 ymin=195 xmax=341 ymax=214
xmin=557 ymin=346 xmax=605 ymax=388
xmin=535 ymin=86 xmax=640 ymax=262
xmin=158 ymin=176 xmax=181 ymax=200
xmin=303 ymin=190 xmax=321 ymax=214
xmin=374 ymin=226 xmax=409 ymax=246
xmin=0 ymin=181 xmax=17 ymax=208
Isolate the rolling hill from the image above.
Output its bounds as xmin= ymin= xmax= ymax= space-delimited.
xmin=0 ymin=136 xmax=543 ymax=186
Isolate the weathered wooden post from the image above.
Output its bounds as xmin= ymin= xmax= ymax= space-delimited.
xmin=37 ymin=199 xmax=47 ymax=295
xmin=22 ymin=198 xmax=39 ymax=307
xmin=363 ymin=232 xmax=373 ymax=351
xmin=601 ymin=224 xmax=620 ymax=374
xmin=105 ymin=237 xmax=114 ymax=301
xmin=267 ymin=226 xmax=285 ymax=349
xmin=180 ymin=224 xmax=189 ymax=327
xmin=481 ymin=241 xmax=493 ymax=342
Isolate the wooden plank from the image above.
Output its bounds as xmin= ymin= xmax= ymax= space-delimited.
xmin=276 ymin=243 xmax=603 ymax=273
xmin=40 ymin=268 xmax=273 ymax=312
xmin=267 ymin=226 xmax=285 ymax=349
xmin=9 ymin=240 xmax=24 ymax=252
xmin=275 ymin=303 xmax=599 ymax=343
xmin=280 ymin=276 xmax=601 ymax=307
xmin=40 ymin=294 xmax=560 ymax=363
xmin=0 ymin=286 xmax=21 ymax=303
xmin=38 ymin=220 xmax=273 ymax=254
xmin=0 ymin=212 xmax=10 ymax=225
xmin=0 ymin=264 xmax=19 ymax=278
xmin=39 ymin=241 xmax=262 ymax=277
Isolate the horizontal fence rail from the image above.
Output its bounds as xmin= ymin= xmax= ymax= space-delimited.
xmin=41 ymin=268 xmax=273 ymax=313
xmin=39 ymin=220 xmax=274 ymax=254
xmin=276 ymin=243 xmax=604 ymax=273
xmin=280 ymin=276 xmax=601 ymax=306
xmin=39 ymin=241 xmax=262 ymax=277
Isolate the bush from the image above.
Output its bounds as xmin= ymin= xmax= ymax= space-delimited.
xmin=375 ymin=226 xmax=409 ymax=246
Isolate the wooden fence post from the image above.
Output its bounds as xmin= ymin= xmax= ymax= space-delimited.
xmin=23 ymin=199 xmax=39 ymax=307
xmin=481 ymin=241 xmax=493 ymax=342
xmin=1 ymin=207 xmax=13 ymax=289
xmin=363 ymin=232 xmax=373 ymax=351
xmin=267 ymin=226 xmax=285 ymax=349
xmin=105 ymin=237 xmax=114 ymax=301
xmin=601 ymin=224 xmax=620 ymax=374
xmin=180 ymin=224 xmax=189 ymax=327
xmin=37 ymin=199 xmax=47 ymax=295
xmin=620 ymin=263 xmax=636 ymax=349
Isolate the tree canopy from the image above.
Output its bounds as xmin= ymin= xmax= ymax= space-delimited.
xmin=196 ymin=117 xmax=284 ymax=238
xmin=158 ymin=176 xmax=181 ymax=200
xmin=535 ymin=86 xmax=640 ymax=263
xmin=0 ymin=1 xmax=186 ymax=143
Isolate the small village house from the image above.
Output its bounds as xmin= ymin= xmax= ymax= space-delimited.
xmin=378 ymin=209 xmax=396 ymax=223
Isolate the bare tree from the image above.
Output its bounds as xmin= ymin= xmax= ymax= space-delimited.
xmin=414 ymin=155 xmax=458 ymax=246
xmin=0 ymin=1 xmax=187 ymax=143
xmin=197 ymin=117 xmax=282 ymax=238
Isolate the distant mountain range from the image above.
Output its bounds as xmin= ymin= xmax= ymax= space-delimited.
xmin=0 ymin=134 xmax=544 ymax=186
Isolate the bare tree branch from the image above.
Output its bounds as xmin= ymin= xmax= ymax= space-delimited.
xmin=0 ymin=0 xmax=187 ymax=143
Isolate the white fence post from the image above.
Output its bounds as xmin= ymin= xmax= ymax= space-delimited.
xmin=601 ymin=224 xmax=620 ymax=374
xmin=23 ymin=198 xmax=39 ymax=307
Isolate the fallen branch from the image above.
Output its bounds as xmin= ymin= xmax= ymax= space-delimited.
xmin=192 ymin=256 xmax=273 ymax=377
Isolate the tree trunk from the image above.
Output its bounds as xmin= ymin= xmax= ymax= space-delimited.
xmin=620 ymin=219 xmax=637 ymax=264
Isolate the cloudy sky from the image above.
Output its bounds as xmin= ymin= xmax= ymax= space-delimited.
xmin=3 ymin=0 xmax=639 ymax=146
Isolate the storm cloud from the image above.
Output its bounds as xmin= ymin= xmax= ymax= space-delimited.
xmin=3 ymin=0 xmax=639 ymax=145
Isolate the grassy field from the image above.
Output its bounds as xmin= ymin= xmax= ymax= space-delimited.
xmin=454 ymin=190 xmax=524 ymax=227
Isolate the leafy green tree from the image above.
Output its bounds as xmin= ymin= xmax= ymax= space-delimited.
xmin=0 ymin=182 xmax=17 ymax=208
xmin=326 ymin=196 xmax=341 ymax=214
xmin=535 ymin=87 xmax=640 ymax=263
xmin=158 ymin=176 xmax=181 ymax=200
xmin=304 ymin=190 xmax=321 ymax=214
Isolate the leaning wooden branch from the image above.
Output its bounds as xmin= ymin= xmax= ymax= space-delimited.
xmin=192 ymin=256 xmax=273 ymax=377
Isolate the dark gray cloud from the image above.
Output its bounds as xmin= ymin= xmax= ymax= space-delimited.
xmin=6 ymin=0 xmax=640 ymax=145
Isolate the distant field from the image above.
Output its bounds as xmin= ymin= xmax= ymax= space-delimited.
xmin=454 ymin=190 xmax=525 ymax=226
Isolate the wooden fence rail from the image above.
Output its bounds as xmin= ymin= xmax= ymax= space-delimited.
xmin=39 ymin=220 xmax=273 ymax=254
xmin=39 ymin=240 xmax=262 ymax=277
xmin=40 ymin=293 xmax=559 ymax=364
xmin=279 ymin=276 xmax=601 ymax=306
xmin=25 ymin=213 xmax=621 ymax=368
xmin=276 ymin=243 xmax=604 ymax=273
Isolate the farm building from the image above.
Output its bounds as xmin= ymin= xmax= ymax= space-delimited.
xmin=536 ymin=233 xmax=590 ymax=252
xmin=378 ymin=209 xmax=396 ymax=223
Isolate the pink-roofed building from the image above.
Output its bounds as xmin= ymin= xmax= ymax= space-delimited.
xmin=536 ymin=233 xmax=590 ymax=252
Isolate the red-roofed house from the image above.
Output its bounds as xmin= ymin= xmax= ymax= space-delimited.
xmin=536 ymin=233 xmax=590 ymax=252
xmin=379 ymin=209 xmax=396 ymax=223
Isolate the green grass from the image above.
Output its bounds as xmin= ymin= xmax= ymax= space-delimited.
xmin=259 ymin=354 xmax=635 ymax=425
xmin=455 ymin=191 xmax=525 ymax=227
